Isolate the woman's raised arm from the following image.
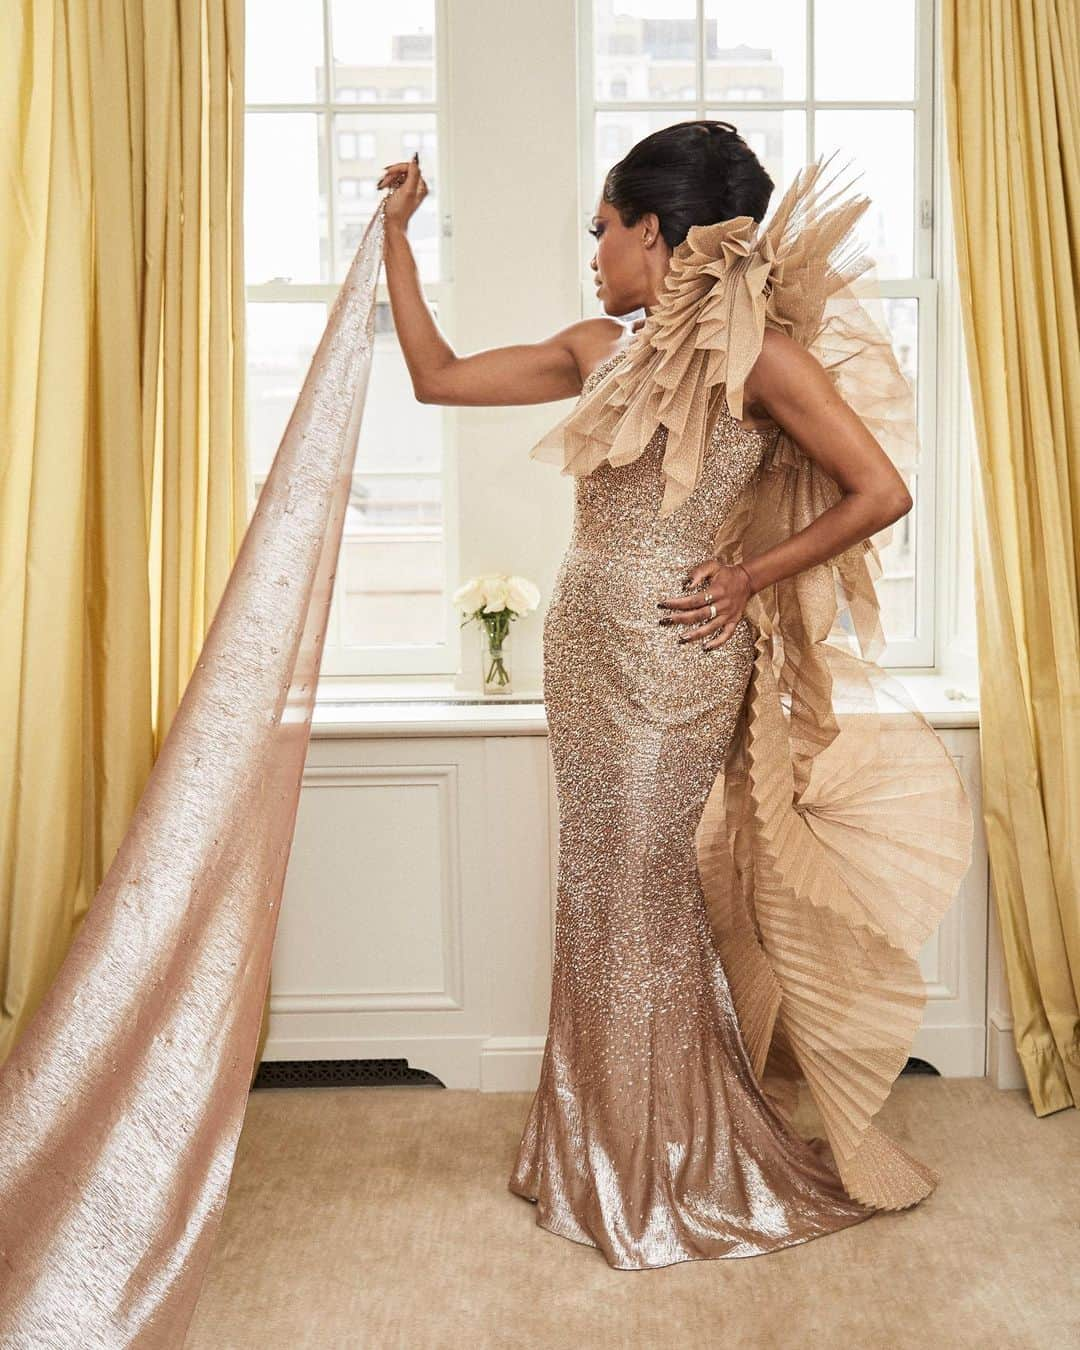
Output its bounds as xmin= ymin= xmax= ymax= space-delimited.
xmin=377 ymin=157 xmax=623 ymax=407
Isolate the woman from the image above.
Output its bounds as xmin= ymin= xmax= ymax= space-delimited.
xmin=377 ymin=122 xmax=973 ymax=1269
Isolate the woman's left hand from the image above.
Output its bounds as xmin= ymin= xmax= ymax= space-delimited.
xmin=377 ymin=156 xmax=428 ymax=230
xmin=657 ymin=557 xmax=753 ymax=650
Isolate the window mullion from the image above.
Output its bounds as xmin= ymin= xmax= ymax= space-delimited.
xmin=915 ymin=0 xmax=936 ymax=280
xmin=806 ymin=0 xmax=815 ymax=159
xmin=579 ymin=0 xmax=595 ymax=312
xmin=323 ymin=0 xmax=336 ymax=283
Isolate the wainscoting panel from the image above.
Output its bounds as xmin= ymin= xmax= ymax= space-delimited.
xmin=265 ymin=729 xmax=557 ymax=1088
xmin=265 ymin=715 xmax=990 ymax=1092
xmin=271 ymin=763 xmax=465 ymax=1013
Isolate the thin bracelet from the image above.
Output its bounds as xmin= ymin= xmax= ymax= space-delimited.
xmin=736 ymin=560 xmax=755 ymax=594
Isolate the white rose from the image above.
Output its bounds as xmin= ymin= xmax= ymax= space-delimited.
xmin=481 ymin=576 xmax=511 ymax=612
xmin=505 ymin=575 xmax=540 ymax=615
xmin=452 ymin=576 xmax=487 ymax=614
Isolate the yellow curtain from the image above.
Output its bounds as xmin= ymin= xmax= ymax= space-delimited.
xmin=942 ymin=0 xmax=1080 ymax=1115
xmin=0 ymin=0 xmax=246 ymax=1065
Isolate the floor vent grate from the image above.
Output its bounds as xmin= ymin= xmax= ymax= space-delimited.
xmin=250 ymin=1056 xmax=938 ymax=1091
xmin=251 ymin=1058 xmax=445 ymax=1090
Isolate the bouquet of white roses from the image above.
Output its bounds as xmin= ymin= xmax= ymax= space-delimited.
xmin=452 ymin=573 xmax=541 ymax=690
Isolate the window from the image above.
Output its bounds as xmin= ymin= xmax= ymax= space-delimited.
xmin=403 ymin=129 xmax=438 ymax=154
xmin=583 ymin=0 xmax=937 ymax=667
xmin=245 ymin=0 xmax=454 ymax=679
xmin=336 ymin=130 xmax=375 ymax=160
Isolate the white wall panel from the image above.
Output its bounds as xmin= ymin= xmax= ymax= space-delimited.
xmin=266 ymin=722 xmax=992 ymax=1093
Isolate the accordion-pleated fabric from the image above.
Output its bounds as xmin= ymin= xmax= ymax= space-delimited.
xmin=0 ymin=203 xmax=385 ymax=1346
xmin=524 ymin=151 xmax=975 ymax=1221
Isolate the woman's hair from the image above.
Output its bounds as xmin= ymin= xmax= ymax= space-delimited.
xmin=601 ymin=120 xmax=774 ymax=250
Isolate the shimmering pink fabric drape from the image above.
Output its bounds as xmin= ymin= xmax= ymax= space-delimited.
xmin=0 ymin=202 xmax=385 ymax=1348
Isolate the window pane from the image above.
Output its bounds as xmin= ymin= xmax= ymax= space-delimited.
xmin=873 ymin=297 xmax=919 ymax=639
xmin=814 ymin=110 xmax=914 ymax=276
xmin=704 ymin=0 xmax=806 ymax=102
xmin=245 ymin=302 xmax=329 ymax=491
xmin=883 ymin=295 xmax=918 ymax=386
xmin=245 ymin=0 xmax=325 ymax=103
xmin=339 ymin=303 xmax=445 ymax=648
xmin=338 ymin=525 xmax=446 ymax=648
xmin=333 ymin=114 xmax=439 ymax=282
xmin=875 ymin=468 xmax=918 ymax=640
xmin=330 ymin=1 xmax=436 ymax=102
xmin=814 ymin=0 xmax=915 ymax=101
xmin=246 ymin=302 xmax=447 ymax=650
xmin=245 ymin=113 xmax=328 ymax=283
xmin=592 ymin=109 xmax=673 ymax=201
xmin=594 ymin=0 xmax=698 ymax=102
xmin=705 ymin=109 xmax=806 ymax=205
xmin=354 ymin=308 xmax=442 ymax=478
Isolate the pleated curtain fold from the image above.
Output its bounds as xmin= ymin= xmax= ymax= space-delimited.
xmin=0 ymin=0 xmax=247 ymax=1065
xmin=942 ymin=0 xmax=1080 ymax=1115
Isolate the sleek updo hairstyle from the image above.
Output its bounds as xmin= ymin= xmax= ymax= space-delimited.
xmin=601 ymin=120 xmax=775 ymax=251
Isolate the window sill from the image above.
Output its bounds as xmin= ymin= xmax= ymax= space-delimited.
xmin=312 ymin=682 xmax=547 ymax=738
xmin=310 ymin=671 xmax=980 ymax=739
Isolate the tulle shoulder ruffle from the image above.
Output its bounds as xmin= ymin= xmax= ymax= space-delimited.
xmin=528 ymin=149 xmax=915 ymax=522
xmin=533 ymin=150 xmax=975 ymax=1211
xmin=689 ymin=162 xmax=975 ymax=1209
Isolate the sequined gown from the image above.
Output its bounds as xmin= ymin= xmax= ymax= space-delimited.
xmin=507 ymin=346 xmax=876 ymax=1268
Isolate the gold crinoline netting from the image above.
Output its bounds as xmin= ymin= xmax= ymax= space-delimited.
xmin=529 ymin=151 xmax=975 ymax=1210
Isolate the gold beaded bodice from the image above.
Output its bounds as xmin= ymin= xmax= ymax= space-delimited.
xmin=570 ymin=346 xmax=779 ymax=566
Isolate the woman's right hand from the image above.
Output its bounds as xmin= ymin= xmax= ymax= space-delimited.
xmin=377 ymin=156 xmax=428 ymax=231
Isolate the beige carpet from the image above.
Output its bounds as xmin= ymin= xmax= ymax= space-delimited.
xmin=185 ymin=1077 xmax=1079 ymax=1349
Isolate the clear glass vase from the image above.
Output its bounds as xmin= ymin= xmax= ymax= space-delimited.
xmin=479 ymin=619 xmax=513 ymax=695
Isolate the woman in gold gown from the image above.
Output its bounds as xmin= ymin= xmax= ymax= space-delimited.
xmin=378 ymin=122 xmax=973 ymax=1269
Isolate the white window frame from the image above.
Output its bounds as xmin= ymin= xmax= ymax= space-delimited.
xmin=242 ymin=0 xmax=975 ymax=698
xmin=245 ymin=0 xmax=457 ymax=680
xmin=578 ymin=0 xmax=942 ymax=669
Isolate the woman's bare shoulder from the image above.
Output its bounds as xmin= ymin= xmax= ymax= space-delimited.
xmin=750 ymin=327 xmax=828 ymax=388
xmin=569 ymin=316 xmax=637 ymax=385
xmin=739 ymin=326 xmax=827 ymax=429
